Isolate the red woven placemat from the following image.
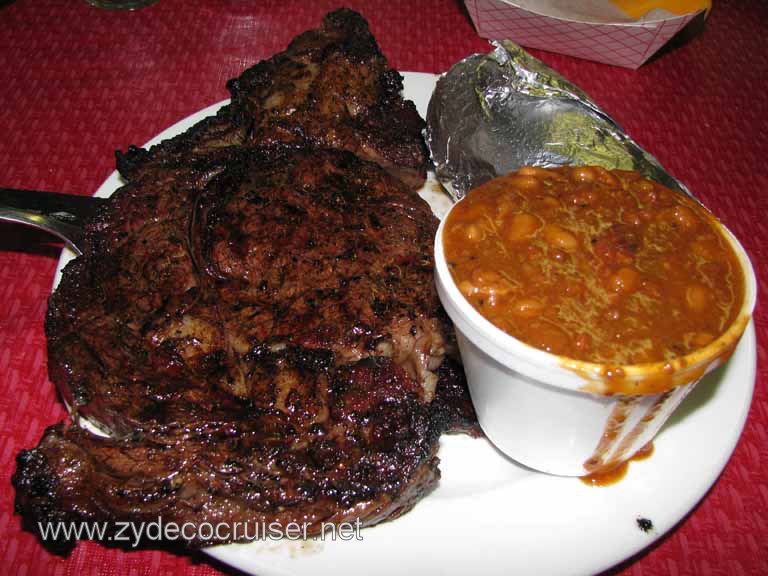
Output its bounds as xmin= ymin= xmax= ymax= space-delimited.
xmin=1 ymin=1 xmax=766 ymax=574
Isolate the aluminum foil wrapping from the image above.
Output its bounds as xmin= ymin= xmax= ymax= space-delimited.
xmin=426 ymin=41 xmax=688 ymax=201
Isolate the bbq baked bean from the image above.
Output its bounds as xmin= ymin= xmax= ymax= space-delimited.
xmin=443 ymin=166 xmax=744 ymax=364
xmin=541 ymin=224 xmax=579 ymax=252
xmin=504 ymin=213 xmax=541 ymax=242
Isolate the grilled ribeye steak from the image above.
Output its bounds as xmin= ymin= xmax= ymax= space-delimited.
xmin=14 ymin=9 xmax=478 ymax=553
xmin=117 ymin=9 xmax=428 ymax=189
xmin=14 ymin=145 xmax=478 ymax=551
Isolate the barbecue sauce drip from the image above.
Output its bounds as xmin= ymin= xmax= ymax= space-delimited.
xmin=580 ymin=442 xmax=655 ymax=487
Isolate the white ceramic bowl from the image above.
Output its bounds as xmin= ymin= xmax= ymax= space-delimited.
xmin=435 ymin=207 xmax=757 ymax=477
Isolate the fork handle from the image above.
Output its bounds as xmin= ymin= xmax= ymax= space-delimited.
xmin=0 ymin=188 xmax=107 ymax=255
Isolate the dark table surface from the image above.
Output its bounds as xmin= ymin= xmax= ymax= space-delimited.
xmin=1 ymin=1 xmax=766 ymax=574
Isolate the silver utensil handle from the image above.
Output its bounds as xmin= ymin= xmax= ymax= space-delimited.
xmin=0 ymin=188 xmax=106 ymax=256
xmin=0 ymin=207 xmax=85 ymax=255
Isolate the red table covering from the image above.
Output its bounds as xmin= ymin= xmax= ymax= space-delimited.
xmin=1 ymin=1 xmax=766 ymax=574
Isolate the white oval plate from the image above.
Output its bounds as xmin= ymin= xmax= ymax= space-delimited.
xmin=53 ymin=72 xmax=757 ymax=576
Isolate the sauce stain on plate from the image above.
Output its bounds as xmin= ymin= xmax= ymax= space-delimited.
xmin=581 ymin=442 xmax=655 ymax=487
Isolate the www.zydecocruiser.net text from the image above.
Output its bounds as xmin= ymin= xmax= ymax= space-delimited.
xmin=38 ymin=518 xmax=364 ymax=548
